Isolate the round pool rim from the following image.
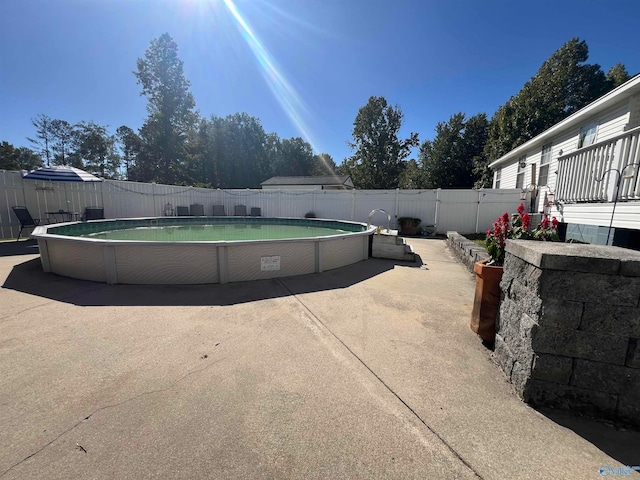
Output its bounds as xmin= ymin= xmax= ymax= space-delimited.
xmin=32 ymin=216 xmax=376 ymax=285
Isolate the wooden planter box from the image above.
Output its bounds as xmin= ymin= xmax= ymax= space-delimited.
xmin=470 ymin=258 xmax=503 ymax=343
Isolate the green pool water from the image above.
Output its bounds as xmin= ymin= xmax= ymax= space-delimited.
xmin=83 ymin=224 xmax=350 ymax=242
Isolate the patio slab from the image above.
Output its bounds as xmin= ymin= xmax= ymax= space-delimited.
xmin=0 ymin=238 xmax=638 ymax=479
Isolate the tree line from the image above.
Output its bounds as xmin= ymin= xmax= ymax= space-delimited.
xmin=0 ymin=36 xmax=631 ymax=190
xmin=339 ymin=38 xmax=629 ymax=189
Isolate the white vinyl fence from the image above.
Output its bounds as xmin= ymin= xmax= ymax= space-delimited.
xmin=0 ymin=170 xmax=524 ymax=240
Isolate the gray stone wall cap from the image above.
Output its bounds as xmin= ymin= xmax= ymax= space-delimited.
xmin=505 ymin=240 xmax=640 ymax=275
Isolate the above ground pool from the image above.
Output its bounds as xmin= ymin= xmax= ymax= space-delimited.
xmin=32 ymin=217 xmax=375 ymax=285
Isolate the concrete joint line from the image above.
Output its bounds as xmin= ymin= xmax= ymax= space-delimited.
xmin=276 ymin=278 xmax=484 ymax=480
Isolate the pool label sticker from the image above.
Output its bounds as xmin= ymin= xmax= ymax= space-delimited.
xmin=261 ymin=256 xmax=281 ymax=271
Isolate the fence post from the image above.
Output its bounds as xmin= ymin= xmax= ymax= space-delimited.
xmin=394 ymin=188 xmax=399 ymax=223
xmin=350 ymin=190 xmax=356 ymax=220
xmin=475 ymin=190 xmax=484 ymax=234
xmin=434 ymin=189 xmax=441 ymax=233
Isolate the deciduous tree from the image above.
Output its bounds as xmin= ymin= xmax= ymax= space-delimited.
xmin=484 ymin=38 xmax=624 ymax=162
xmin=75 ymin=122 xmax=120 ymax=178
xmin=344 ymin=96 xmax=418 ymax=189
xmin=420 ymin=113 xmax=488 ymax=189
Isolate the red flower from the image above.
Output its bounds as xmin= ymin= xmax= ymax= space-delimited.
xmin=502 ymin=212 xmax=509 ymax=223
xmin=522 ymin=213 xmax=531 ymax=230
xmin=541 ymin=216 xmax=549 ymax=229
xmin=517 ymin=203 xmax=525 ymax=215
xmin=551 ymin=216 xmax=558 ymax=228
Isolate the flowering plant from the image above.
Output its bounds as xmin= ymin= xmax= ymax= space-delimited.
xmin=531 ymin=214 xmax=560 ymax=241
xmin=485 ymin=204 xmax=560 ymax=265
xmin=485 ymin=203 xmax=531 ymax=266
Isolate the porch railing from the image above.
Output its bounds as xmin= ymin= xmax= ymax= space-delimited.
xmin=556 ymin=125 xmax=640 ymax=203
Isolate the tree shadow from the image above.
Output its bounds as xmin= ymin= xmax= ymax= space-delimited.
xmin=536 ymin=407 xmax=640 ymax=467
xmin=2 ymin=254 xmax=424 ymax=307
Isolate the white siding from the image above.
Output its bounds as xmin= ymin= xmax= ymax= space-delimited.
xmin=627 ymin=93 xmax=640 ymax=130
xmin=496 ymin=100 xmax=633 ymax=213
xmin=594 ymin=102 xmax=631 ymax=142
xmin=499 ymin=162 xmax=519 ymax=189
xmin=551 ymin=202 xmax=640 ymax=231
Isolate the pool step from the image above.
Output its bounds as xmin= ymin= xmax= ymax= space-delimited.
xmin=371 ymin=233 xmax=417 ymax=261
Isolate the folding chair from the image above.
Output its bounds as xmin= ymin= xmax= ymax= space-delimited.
xmin=212 ymin=205 xmax=226 ymax=216
xmin=190 ymin=204 xmax=204 ymax=216
xmin=12 ymin=206 xmax=47 ymax=241
xmin=83 ymin=206 xmax=104 ymax=221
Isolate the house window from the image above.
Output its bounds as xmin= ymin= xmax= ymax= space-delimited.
xmin=538 ymin=143 xmax=552 ymax=186
xmin=578 ymin=123 xmax=597 ymax=148
xmin=494 ymin=169 xmax=501 ymax=188
xmin=516 ymin=155 xmax=526 ymax=189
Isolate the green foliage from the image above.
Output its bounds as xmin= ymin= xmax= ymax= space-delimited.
xmin=0 ymin=142 xmax=22 ymax=170
xmin=606 ymin=63 xmax=631 ymax=89
xmin=485 ymin=205 xmax=560 ymax=265
xmin=344 ymin=96 xmax=418 ymax=189
xmin=273 ymin=137 xmax=315 ymax=177
xmin=134 ymin=33 xmax=198 ymax=184
xmin=204 ymin=113 xmax=272 ymax=188
xmin=0 ymin=142 xmax=40 ymax=171
xmin=311 ymin=153 xmax=338 ymax=176
xmin=74 ymin=122 xmax=121 ymax=179
xmin=485 ymin=205 xmax=532 ymax=265
xmin=419 ymin=112 xmax=488 ymax=189
xmin=116 ymin=126 xmax=141 ymax=180
xmin=484 ymin=38 xmax=623 ymax=162
xmin=531 ymin=215 xmax=560 ymax=241
xmin=398 ymin=159 xmax=421 ymax=189
xmin=50 ymin=119 xmax=75 ymax=166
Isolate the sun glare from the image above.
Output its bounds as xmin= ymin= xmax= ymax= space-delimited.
xmin=220 ymin=0 xmax=320 ymax=153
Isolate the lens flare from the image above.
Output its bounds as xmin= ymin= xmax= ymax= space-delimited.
xmin=222 ymin=0 xmax=319 ymax=153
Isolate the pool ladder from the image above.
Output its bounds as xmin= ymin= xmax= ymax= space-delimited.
xmin=367 ymin=209 xmax=391 ymax=232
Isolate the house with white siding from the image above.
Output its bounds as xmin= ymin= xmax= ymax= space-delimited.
xmin=489 ymin=74 xmax=640 ymax=248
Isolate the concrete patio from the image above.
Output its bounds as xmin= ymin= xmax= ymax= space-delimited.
xmin=0 ymin=238 xmax=638 ymax=479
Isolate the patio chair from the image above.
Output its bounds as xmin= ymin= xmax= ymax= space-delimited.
xmin=250 ymin=207 xmax=262 ymax=217
xmin=12 ymin=206 xmax=48 ymax=241
xmin=190 ymin=204 xmax=204 ymax=216
xmin=212 ymin=204 xmax=226 ymax=216
xmin=234 ymin=205 xmax=247 ymax=216
xmin=176 ymin=206 xmax=190 ymax=216
xmin=83 ymin=206 xmax=104 ymax=221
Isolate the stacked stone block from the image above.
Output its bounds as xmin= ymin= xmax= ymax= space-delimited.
xmin=446 ymin=232 xmax=490 ymax=273
xmin=494 ymin=240 xmax=640 ymax=427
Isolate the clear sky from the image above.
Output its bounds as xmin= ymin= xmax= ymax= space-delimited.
xmin=1 ymin=0 xmax=638 ymax=165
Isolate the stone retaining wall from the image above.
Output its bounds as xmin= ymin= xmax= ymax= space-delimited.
xmin=494 ymin=240 xmax=640 ymax=427
xmin=446 ymin=232 xmax=489 ymax=273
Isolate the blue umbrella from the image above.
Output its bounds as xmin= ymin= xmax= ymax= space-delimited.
xmin=23 ymin=165 xmax=102 ymax=182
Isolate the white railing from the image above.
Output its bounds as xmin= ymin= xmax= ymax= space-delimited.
xmin=556 ymin=125 xmax=640 ymax=203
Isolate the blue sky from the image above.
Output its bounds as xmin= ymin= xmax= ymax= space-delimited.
xmin=1 ymin=0 xmax=638 ymax=165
